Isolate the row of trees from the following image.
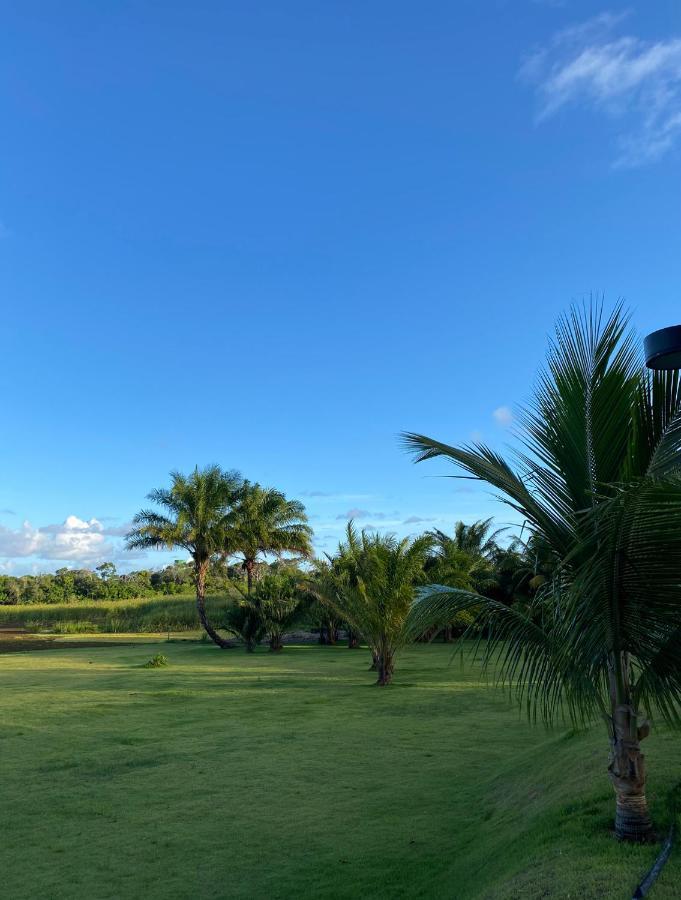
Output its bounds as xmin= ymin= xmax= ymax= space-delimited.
xmin=0 ymin=559 xmax=244 ymax=605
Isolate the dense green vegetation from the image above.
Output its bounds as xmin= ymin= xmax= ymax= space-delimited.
xmin=1 ymin=640 xmax=679 ymax=900
xmin=0 ymin=559 xmax=241 ymax=605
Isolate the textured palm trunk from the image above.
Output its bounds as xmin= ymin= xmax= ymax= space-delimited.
xmin=269 ymin=631 xmax=283 ymax=652
xmin=347 ymin=629 xmax=360 ymax=649
xmin=245 ymin=559 xmax=255 ymax=594
xmin=376 ymin=649 xmax=394 ymax=686
xmin=195 ymin=561 xmax=231 ymax=649
xmin=369 ymin=650 xmax=379 ymax=671
xmin=608 ymin=704 xmax=653 ymax=842
xmin=607 ymin=657 xmax=653 ymax=842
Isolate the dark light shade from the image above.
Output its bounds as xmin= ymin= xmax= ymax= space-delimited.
xmin=644 ymin=325 xmax=681 ymax=371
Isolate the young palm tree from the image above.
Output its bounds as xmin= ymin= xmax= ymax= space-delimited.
xmin=248 ymin=572 xmax=302 ymax=651
xmin=403 ymin=304 xmax=681 ymax=841
xmin=225 ymin=483 xmax=313 ymax=592
xmin=320 ymin=524 xmax=433 ymax=685
xmin=224 ymin=597 xmax=265 ymax=652
xmin=126 ymin=465 xmax=243 ymax=649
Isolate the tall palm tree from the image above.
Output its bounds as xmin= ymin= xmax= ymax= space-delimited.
xmin=225 ymin=483 xmax=313 ymax=592
xmin=403 ymin=304 xmax=681 ymax=842
xmin=319 ymin=524 xmax=433 ymax=685
xmin=126 ymin=465 xmax=242 ymax=648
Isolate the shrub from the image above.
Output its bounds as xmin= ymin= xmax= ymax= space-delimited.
xmin=142 ymin=654 xmax=168 ymax=668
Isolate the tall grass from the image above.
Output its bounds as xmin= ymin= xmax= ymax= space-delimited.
xmin=0 ymin=593 xmax=231 ymax=634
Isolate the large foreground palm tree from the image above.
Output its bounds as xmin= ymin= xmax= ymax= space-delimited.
xmin=404 ymin=304 xmax=681 ymax=841
xmin=225 ymin=483 xmax=313 ymax=592
xmin=127 ymin=465 xmax=242 ymax=648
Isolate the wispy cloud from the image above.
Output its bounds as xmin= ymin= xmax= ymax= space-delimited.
xmin=493 ymin=405 xmax=514 ymax=427
xmin=0 ymin=508 xmax=15 ymax=515
xmin=335 ymin=508 xmax=397 ymax=521
xmin=521 ymin=11 xmax=681 ymax=166
xmin=402 ymin=515 xmax=436 ymax=525
xmin=301 ymin=491 xmax=375 ymax=501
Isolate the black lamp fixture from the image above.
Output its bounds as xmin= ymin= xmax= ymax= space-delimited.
xmin=644 ymin=325 xmax=681 ymax=371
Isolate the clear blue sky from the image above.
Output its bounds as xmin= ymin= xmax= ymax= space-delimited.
xmin=2 ymin=1 xmax=681 ymax=573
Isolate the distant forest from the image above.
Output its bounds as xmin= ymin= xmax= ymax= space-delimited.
xmin=0 ymin=560 xmax=247 ymax=605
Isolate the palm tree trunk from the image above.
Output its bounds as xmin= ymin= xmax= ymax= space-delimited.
xmin=195 ymin=560 xmax=231 ymax=649
xmin=376 ymin=649 xmax=394 ymax=686
xmin=269 ymin=632 xmax=283 ymax=652
xmin=347 ymin=628 xmax=359 ymax=649
xmin=369 ymin=649 xmax=379 ymax=670
xmin=245 ymin=559 xmax=255 ymax=594
xmin=608 ymin=704 xmax=653 ymax=842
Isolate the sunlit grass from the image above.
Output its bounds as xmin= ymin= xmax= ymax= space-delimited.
xmin=0 ymin=593 xmax=228 ymax=633
xmin=1 ymin=641 xmax=679 ymax=898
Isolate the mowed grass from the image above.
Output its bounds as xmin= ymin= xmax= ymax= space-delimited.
xmin=1 ymin=642 xmax=680 ymax=899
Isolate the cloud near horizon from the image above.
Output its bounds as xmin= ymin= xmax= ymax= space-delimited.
xmin=521 ymin=11 xmax=681 ymax=166
xmin=0 ymin=515 xmax=139 ymax=567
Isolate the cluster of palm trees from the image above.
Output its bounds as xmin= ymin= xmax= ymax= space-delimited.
xmin=126 ymin=471 xmax=313 ymax=649
xmin=127 ymin=303 xmax=681 ymax=846
xmin=308 ymin=518 xmax=506 ymax=685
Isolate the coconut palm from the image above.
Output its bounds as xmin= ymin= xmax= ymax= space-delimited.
xmin=226 ymin=483 xmax=313 ymax=592
xmin=403 ymin=304 xmax=681 ymax=842
xmin=126 ymin=465 xmax=242 ymax=649
xmin=433 ymin=518 xmax=504 ymax=559
xmin=320 ymin=524 xmax=433 ymax=685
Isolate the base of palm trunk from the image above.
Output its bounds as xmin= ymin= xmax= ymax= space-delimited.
xmin=375 ymin=654 xmax=394 ymax=686
xmin=609 ymin=726 xmax=654 ymax=842
xmin=615 ymin=793 xmax=654 ymax=842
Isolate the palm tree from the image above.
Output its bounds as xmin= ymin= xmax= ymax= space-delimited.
xmin=433 ymin=518 xmax=504 ymax=558
xmin=248 ymin=571 xmax=302 ymax=651
xmin=403 ymin=304 xmax=681 ymax=842
xmin=126 ymin=465 xmax=242 ymax=649
xmin=226 ymin=483 xmax=313 ymax=592
xmin=320 ymin=524 xmax=433 ymax=685
xmin=224 ymin=597 xmax=265 ymax=652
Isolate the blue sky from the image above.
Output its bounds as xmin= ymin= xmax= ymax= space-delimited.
xmin=2 ymin=1 xmax=681 ymax=573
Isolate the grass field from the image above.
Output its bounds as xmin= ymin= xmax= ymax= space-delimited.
xmin=1 ymin=640 xmax=679 ymax=899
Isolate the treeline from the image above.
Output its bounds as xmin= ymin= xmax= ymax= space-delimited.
xmin=0 ymin=559 xmax=246 ymax=606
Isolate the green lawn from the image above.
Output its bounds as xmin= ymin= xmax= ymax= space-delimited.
xmin=1 ymin=640 xmax=679 ymax=899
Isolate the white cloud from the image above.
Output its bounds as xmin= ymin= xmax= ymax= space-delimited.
xmin=521 ymin=12 xmax=681 ymax=166
xmin=0 ymin=515 xmax=138 ymax=566
xmin=493 ymin=406 xmax=514 ymax=427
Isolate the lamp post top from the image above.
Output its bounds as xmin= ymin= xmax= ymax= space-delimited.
xmin=644 ymin=325 xmax=681 ymax=371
